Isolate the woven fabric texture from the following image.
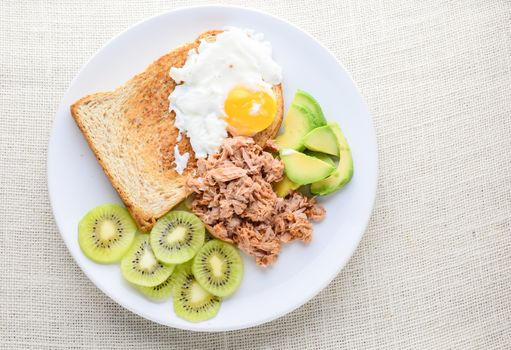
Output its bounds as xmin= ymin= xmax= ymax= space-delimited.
xmin=1 ymin=0 xmax=510 ymax=349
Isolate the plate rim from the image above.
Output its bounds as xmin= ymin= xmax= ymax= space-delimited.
xmin=47 ymin=4 xmax=378 ymax=332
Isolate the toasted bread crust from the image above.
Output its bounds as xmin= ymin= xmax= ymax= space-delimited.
xmin=71 ymin=30 xmax=283 ymax=231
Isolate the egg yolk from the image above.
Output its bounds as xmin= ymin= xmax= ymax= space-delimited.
xmin=224 ymin=86 xmax=277 ymax=136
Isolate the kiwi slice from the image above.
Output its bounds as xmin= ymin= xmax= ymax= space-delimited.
xmin=150 ymin=211 xmax=205 ymax=264
xmin=78 ymin=203 xmax=137 ymax=263
xmin=173 ymin=263 xmax=221 ymax=322
xmin=136 ymin=273 xmax=175 ymax=302
xmin=121 ymin=235 xmax=175 ymax=287
xmin=192 ymin=240 xmax=243 ymax=297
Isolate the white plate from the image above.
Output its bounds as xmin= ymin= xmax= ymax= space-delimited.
xmin=48 ymin=5 xmax=378 ymax=332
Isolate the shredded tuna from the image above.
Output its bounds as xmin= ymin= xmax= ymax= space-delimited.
xmin=208 ymin=166 xmax=247 ymax=182
xmin=264 ymin=139 xmax=280 ymax=153
xmin=186 ymin=136 xmax=325 ymax=266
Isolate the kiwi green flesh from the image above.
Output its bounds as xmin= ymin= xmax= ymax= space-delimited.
xmin=78 ymin=203 xmax=137 ymax=264
xmin=121 ymin=235 xmax=175 ymax=287
xmin=150 ymin=211 xmax=205 ymax=264
xmin=173 ymin=264 xmax=221 ymax=322
xmin=136 ymin=274 xmax=175 ymax=302
xmin=192 ymin=240 xmax=243 ymax=297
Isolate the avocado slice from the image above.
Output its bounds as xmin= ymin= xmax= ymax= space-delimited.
xmin=303 ymin=125 xmax=339 ymax=156
xmin=292 ymin=90 xmax=327 ymax=127
xmin=273 ymin=175 xmax=300 ymax=198
xmin=304 ymin=151 xmax=335 ymax=167
xmin=280 ymin=149 xmax=335 ymax=185
xmin=310 ymin=122 xmax=353 ymax=195
xmin=275 ymin=104 xmax=316 ymax=151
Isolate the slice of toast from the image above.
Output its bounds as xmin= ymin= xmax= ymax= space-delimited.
xmin=71 ymin=30 xmax=284 ymax=231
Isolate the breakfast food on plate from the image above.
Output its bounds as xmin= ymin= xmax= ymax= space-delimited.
xmin=71 ymin=28 xmax=283 ymax=231
xmin=274 ymin=104 xmax=317 ymax=151
xmin=149 ymin=210 xmax=205 ymax=264
xmin=112 ymin=209 xmax=233 ymax=321
xmin=302 ymin=125 xmax=340 ymax=156
xmin=192 ymin=240 xmax=243 ymax=297
xmin=310 ymin=122 xmax=353 ymax=195
xmin=186 ymin=136 xmax=325 ymax=266
xmin=120 ymin=234 xmax=175 ymax=287
xmin=169 ymin=27 xmax=283 ymax=151
xmin=73 ymin=26 xmax=354 ymax=322
xmin=136 ymin=273 xmax=176 ymax=302
xmin=291 ymin=90 xmax=327 ymax=127
xmin=273 ymin=175 xmax=300 ymax=198
xmin=279 ymin=149 xmax=336 ymax=185
xmin=305 ymin=150 xmax=336 ymax=166
xmin=291 ymin=89 xmax=326 ymax=126
xmin=172 ymin=262 xmax=221 ymax=322
xmin=78 ymin=203 xmax=137 ymax=263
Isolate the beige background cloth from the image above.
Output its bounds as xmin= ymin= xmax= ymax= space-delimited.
xmin=1 ymin=0 xmax=510 ymax=349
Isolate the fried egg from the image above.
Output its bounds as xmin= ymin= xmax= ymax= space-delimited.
xmin=169 ymin=27 xmax=282 ymax=159
xmin=224 ymin=85 xmax=277 ymax=136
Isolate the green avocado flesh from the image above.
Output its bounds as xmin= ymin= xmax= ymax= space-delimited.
xmin=310 ymin=122 xmax=353 ymax=195
xmin=304 ymin=151 xmax=336 ymax=167
xmin=273 ymin=175 xmax=300 ymax=197
xmin=275 ymin=104 xmax=316 ymax=151
xmin=280 ymin=150 xmax=335 ymax=185
xmin=303 ymin=125 xmax=339 ymax=156
xmin=292 ymin=90 xmax=327 ymax=127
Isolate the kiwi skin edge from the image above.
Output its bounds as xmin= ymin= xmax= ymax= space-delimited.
xmin=78 ymin=203 xmax=137 ymax=264
xmin=192 ymin=240 xmax=244 ymax=298
xmin=172 ymin=263 xmax=221 ymax=322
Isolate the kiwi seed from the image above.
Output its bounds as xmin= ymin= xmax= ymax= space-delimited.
xmin=192 ymin=239 xmax=243 ymax=297
xmin=173 ymin=263 xmax=221 ymax=322
xmin=150 ymin=211 xmax=205 ymax=264
xmin=121 ymin=234 xmax=175 ymax=287
xmin=78 ymin=203 xmax=136 ymax=263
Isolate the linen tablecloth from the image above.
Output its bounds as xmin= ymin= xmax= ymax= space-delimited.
xmin=1 ymin=1 xmax=510 ymax=349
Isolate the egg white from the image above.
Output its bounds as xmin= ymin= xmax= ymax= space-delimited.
xmin=169 ymin=27 xmax=282 ymax=159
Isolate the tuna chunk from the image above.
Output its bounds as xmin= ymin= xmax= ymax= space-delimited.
xmin=187 ymin=136 xmax=325 ymax=266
